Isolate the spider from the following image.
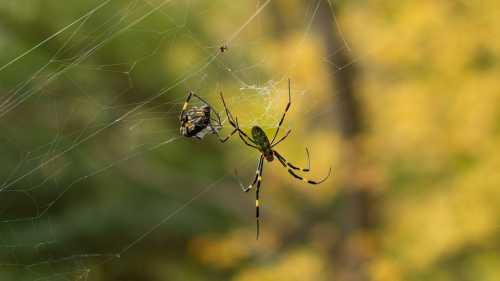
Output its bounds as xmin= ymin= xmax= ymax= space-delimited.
xmin=220 ymin=79 xmax=331 ymax=239
xmin=179 ymin=91 xmax=237 ymax=142
xmin=219 ymin=45 xmax=228 ymax=53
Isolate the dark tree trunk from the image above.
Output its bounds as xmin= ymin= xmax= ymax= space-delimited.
xmin=315 ymin=1 xmax=377 ymax=281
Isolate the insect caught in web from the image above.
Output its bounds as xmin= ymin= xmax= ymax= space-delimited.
xmin=179 ymin=91 xmax=237 ymax=142
xmin=220 ymin=79 xmax=332 ymax=239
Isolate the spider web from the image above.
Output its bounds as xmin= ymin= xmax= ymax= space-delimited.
xmin=0 ymin=0 xmax=380 ymax=280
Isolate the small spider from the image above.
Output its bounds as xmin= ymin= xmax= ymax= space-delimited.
xmin=219 ymin=45 xmax=228 ymax=53
xmin=179 ymin=91 xmax=237 ymax=141
xmin=220 ymin=79 xmax=331 ymax=239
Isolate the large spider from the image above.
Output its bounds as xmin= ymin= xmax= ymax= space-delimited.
xmin=179 ymin=91 xmax=237 ymax=141
xmin=220 ymin=79 xmax=331 ymax=239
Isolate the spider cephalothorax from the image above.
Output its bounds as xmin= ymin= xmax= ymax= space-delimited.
xmin=220 ymin=79 xmax=331 ymax=239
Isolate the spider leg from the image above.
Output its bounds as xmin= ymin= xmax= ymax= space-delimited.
xmin=287 ymin=167 xmax=331 ymax=184
xmin=235 ymin=155 xmax=264 ymax=192
xmin=234 ymin=118 xmax=259 ymax=149
xmin=179 ymin=91 xmax=194 ymax=120
xmin=220 ymin=92 xmax=257 ymax=144
xmin=255 ymin=159 xmax=264 ymax=240
xmin=236 ymin=129 xmax=259 ymax=149
xmin=270 ymin=79 xmax=292 ymax=144
xmin=271 ymin=129 xmax=291 ymax=148
xmin=210 ymin=113 xmax=223 ymax=130
xmin=219 ymin=91 xmax=260 ymax=148
xmin=235 ymin=155 xmax=264 ymax=239
xmin=191 ymin=93 xmax=213 ymax=108
xmin=219 ymin=92 xmax=238 ymax=128
xmin=211 ymin=112 xmax=239 ymax=143
xmin=216 ymin=128 xmax=238 ymax=143
xmin=274 ymin=149 xmax=331 ymax=184
xmin=208 ymin=104 xmax=224 ymax=133
xmin=273 ymin=148 xmax=311 ymax=172
xmin=220 ymin=92 xmax=254 ymax=139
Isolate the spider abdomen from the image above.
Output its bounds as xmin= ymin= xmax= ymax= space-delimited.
xmin=251 ymin=126 xmax=274 ymax=161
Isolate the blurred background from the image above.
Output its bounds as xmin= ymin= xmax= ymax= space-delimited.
xmin=1 ymin=0 xmax=499 ymax=280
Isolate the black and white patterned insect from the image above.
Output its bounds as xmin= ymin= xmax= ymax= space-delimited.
xmin=179 ymin=91 xmax=236 ymax=142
